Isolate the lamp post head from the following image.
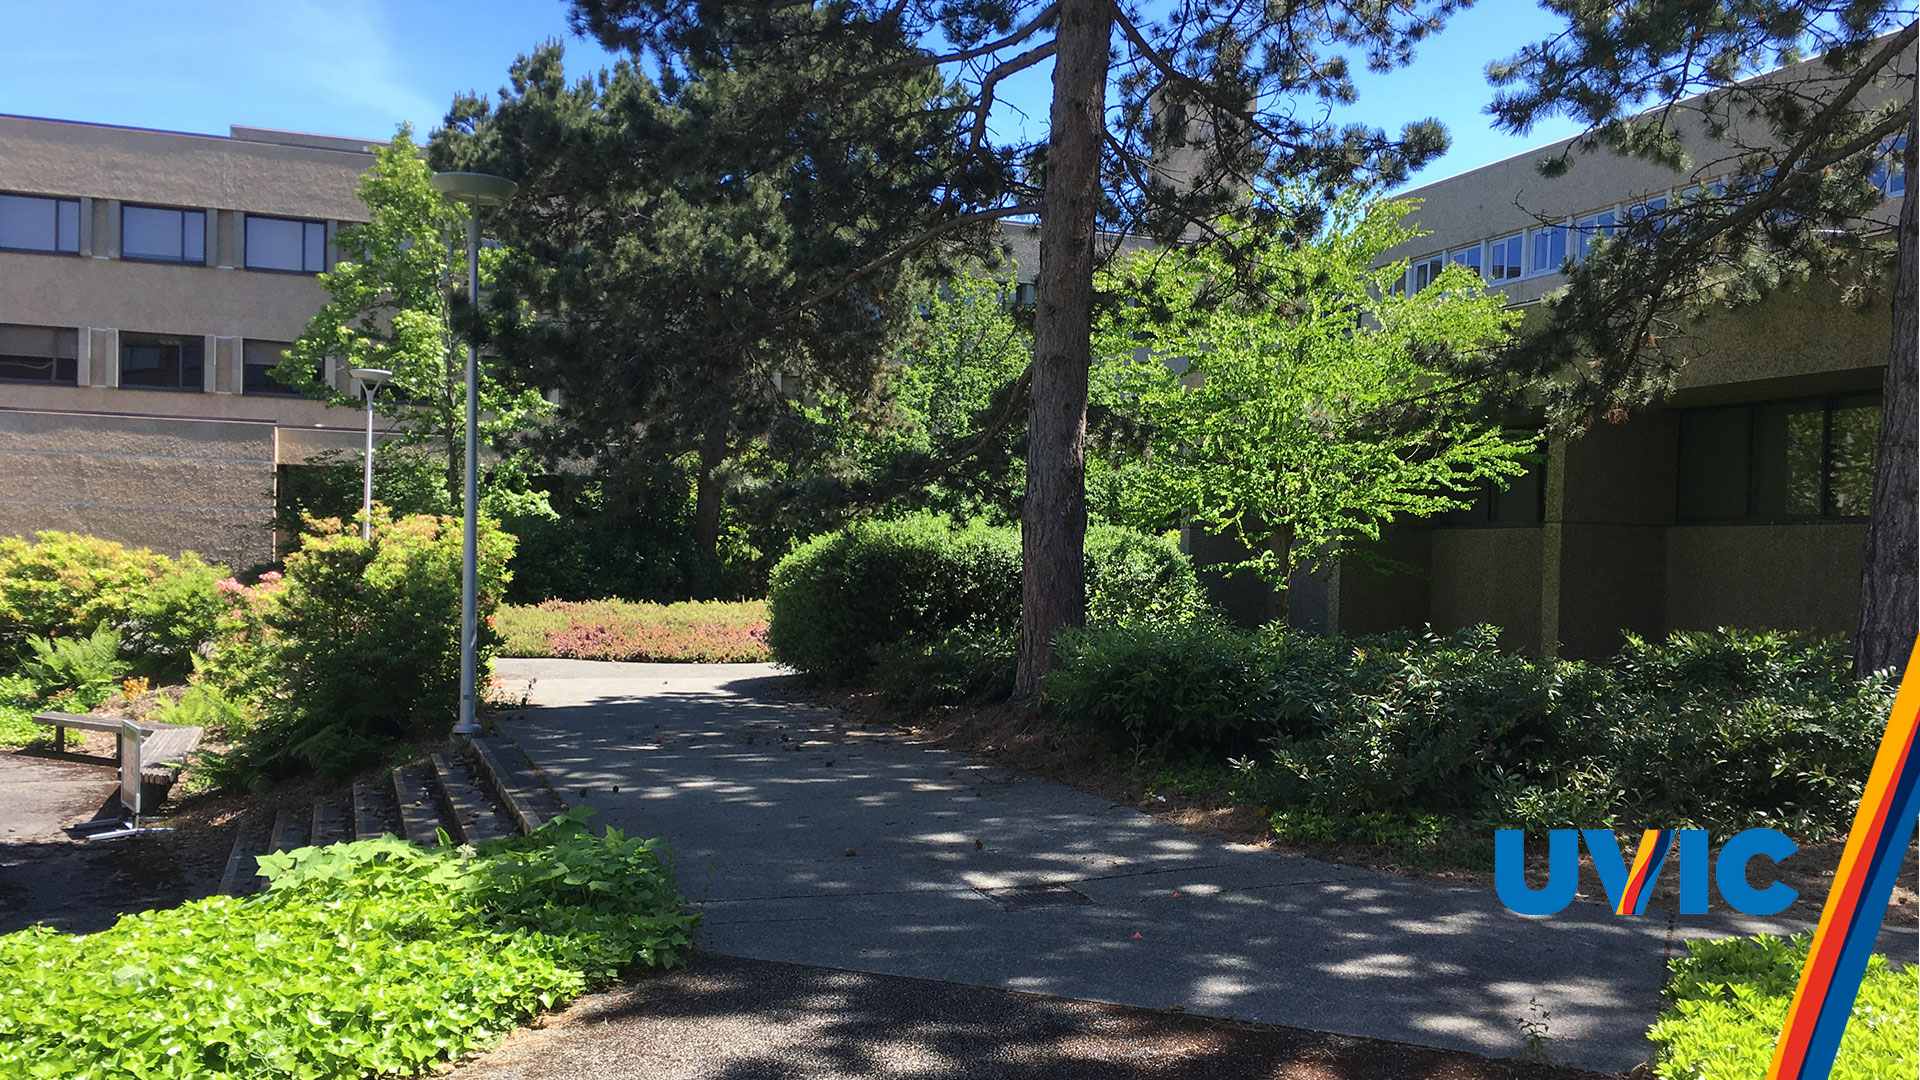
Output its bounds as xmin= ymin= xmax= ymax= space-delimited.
xmin=349 ymin=367 xmax=393 ymax=393
xmin=430 ymin=171 xmax=519 ymax=208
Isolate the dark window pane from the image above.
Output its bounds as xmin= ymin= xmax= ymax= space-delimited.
xmin=0 ymin=355 xmax=55 ymax=380
xmin=243 ymin=339 xmax=300 ymax=394
xmin=180 ymin=340 xmax=204 ymax=389
xmin=55 ymin=355 xmax=77 ymax=382
xmin=247 ymin=215 xmax=308 ymax=271
xmin=119 ymin=333 xmax=201 ymax=389
xmin=1679 ymin=407 xmax=1751 ymax=520
xmin=1827 ymin=396 xmax=1880 ymax=517
xmin=1490 ymin=457 xmax=1544 ymax=524
xmin=185 ymin=211 xmax=205 ymax=262
xmin=0 ymin=323 xmax=79 ymax=384
xmin=303 ymin=221 xmax=327 ymax=271
xmin=1750 ymin=401 xmax=1825 ymax=517
xmin=56 ymin=200 xmax=79 ymax=251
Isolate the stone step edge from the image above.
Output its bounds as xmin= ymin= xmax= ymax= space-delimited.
xmin=468 ymin=735 xmax=563 ymax=835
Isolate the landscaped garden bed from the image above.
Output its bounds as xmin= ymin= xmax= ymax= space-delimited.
xmin=494 ymin=598 xmax=771 ymax=663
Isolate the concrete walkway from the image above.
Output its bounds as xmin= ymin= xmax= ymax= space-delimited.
xmin=494 ymin=659 xmax=1897 ymax=1074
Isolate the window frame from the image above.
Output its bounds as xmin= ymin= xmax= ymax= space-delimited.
xmin=241 ymin=338 xmax=304 ymax=395
xmin=1435 ymin=450 xmax=1548 ymax=529
xmin=117 ymin=331 xmax=206 ymax=392
xmin=118 ymin=203 xmax=207 ymax=265
xmin=1486 ymin=233 xmax=1524 ymax=281
xmin=244 ymin=214 xmax=329 ymax=274
xmin=0 ymin=191 xmax=82 ymax=256
xmin=1675 ymin=393 xmax=1882 ymax=524
xmin=0 ymin=323 xmax=80 ymax=385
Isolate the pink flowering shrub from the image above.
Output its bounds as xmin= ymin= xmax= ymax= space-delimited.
xmin=495 ymin=600 xmax=770 ymax=663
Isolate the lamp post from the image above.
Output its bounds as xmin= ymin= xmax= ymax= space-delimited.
xmin=348 ymin=367 xmax=392 ymax=541
xmin=428 ymin=171 xmax=517 ymax=738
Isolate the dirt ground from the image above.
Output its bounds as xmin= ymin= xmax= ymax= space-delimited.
xmin=790 ymin=686 xmax=1919 ymax=930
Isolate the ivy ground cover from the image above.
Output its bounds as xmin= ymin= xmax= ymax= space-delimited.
xmin=495 ymin=599 xmax=770 ymax=663
xmin=0 ymin=815 xmax=697 ymax=1079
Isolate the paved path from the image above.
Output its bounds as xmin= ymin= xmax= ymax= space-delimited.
xmin=495 ymin=659 xmax=1902 ymax=1074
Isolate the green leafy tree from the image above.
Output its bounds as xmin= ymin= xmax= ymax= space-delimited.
xmin=278 ymin=126 xmax=552 ymax=504
xmin=1483 ymin=5 xmax=1914 ymax=673
xmin=1093 ymin=193 xmax=1535 ymax=618
xmin=565 ymin=0 xmax=1467 ymax=690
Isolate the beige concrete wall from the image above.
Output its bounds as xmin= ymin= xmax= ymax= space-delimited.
xmin=0 ymin=249 xmax=330 ymax=343
xmin=1665 ymin=524 xmax=1868 ymax=637
xmin=0 ymin=116 xmax=372 ymax=221
xmin=0 ymin=408 xmax=278 ymax=570
xmin=1328 ymin=526 xmax=1432 ymax=636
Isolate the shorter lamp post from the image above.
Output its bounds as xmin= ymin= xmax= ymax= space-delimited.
xmin=349 ymin=367 xmax=393 ymax=541
xmin=429 ymin=171 xmax=518 ymax=737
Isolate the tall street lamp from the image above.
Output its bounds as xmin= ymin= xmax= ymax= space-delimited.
xmin=349 ymin=366 xmax=392 ymax=542
xmin=429 ymin=171 xmax=517 ymax=738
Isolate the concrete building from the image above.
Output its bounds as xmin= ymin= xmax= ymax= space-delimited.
xmin=0 ymin=114 xmax=388 ymax=571
xmin=1241 ymin=64 xmax=1910 ymax=657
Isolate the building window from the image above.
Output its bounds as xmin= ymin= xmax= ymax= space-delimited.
xmin=1872 ymin=135 xmax=1907 ymax=197
xmin=0 ymin=193 xmax=81 ymax=254
xmin=1409 ymin=253 xmax=1444 ymax=293
xmin=1530 ymin=223 xmax=1567 ymax=274
xmin=120 ymin=204 xmax=206 ymax=264
xmin=1678 ymin=394 xmax=1880 ymax=522
xmin=1012 ymin=282 xmax=1036 ymax=309
xmin=245 ymin=215 xmax=327 ymax=273
xmin=0 ymin=323 xmax=78 ymax=384
xmin=243 ymin=339 xmax=302 ymax=394
xmin=1440 ymin=453 xmax=1546 ymax=527
xmin=1487 ymin=234 xmax=1523 ymax=281
xmin=1573 ymin=208 xmax=1617 ymax=262
xmin=119 ymin=332 xmax=204 ymax=390
xmin=1447 ymin=244 xmax=1482 ymax=278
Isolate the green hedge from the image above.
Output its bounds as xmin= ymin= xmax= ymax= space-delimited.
xmin=0 ymin=816 xmax=695 ymax=1079
xmin=1044 ymin=623 xmax=1892 ymax=838
xmin=766 ymin=515 xmax=1205 ymax=686
xmin=1647 ymin=933 xmax=1916 ymax=1079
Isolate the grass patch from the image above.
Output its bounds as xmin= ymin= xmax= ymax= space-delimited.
xmin=496 ymin=599 xmax=771 ymax=663
xmin=0 ymin=814 xmax=697 ymax=1078
xmin=1648 ymin=933 xmax=1917 ymax=1079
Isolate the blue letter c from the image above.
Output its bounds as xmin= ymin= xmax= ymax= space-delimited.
xmin=1715 ymin=828 xmax=1799 ymax=916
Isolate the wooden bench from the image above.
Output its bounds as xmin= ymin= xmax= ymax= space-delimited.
xmin=31 ymin=712 xmax=203 ymax=810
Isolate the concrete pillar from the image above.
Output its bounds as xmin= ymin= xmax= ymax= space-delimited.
xmin=75 ymin=326 xmax=91 ymax=386
xmin=77 ymin=197 xmax=93 ymax=257
xmin=202 ymin=335 xmax=219 ymax=393
xmin=97 ymin=328 xmax=119 ymax=387
xmin=233 ymin=211 xmax=246 ymax=268
xmin=203 ymin=209 xmax=218 ymax=267
xmin=103 ymin=200 xmax=120 ymax=259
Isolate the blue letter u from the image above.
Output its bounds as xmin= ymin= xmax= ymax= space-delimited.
xmin=1495 ymin=830 xmax=1581 ymax=915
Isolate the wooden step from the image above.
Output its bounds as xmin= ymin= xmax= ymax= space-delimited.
xmin=430 ymin=753 xmax=516 ymax=844
xmin=267 ymin=808 xmax=307 ymax=853
xmin=470 ymin=736 xmax=568 ymax=834
xmin=391 ymin=764 xmax=444 ymax=847
xmin=352 ymin=777 xmax=395 ymax=840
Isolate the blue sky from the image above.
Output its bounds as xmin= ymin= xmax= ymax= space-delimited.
xmin=0 ymin=1 xmax=1585 ymax=188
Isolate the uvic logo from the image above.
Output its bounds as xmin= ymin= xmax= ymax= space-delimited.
xmin=1494 ymin=828 xmax=1798 ymax=917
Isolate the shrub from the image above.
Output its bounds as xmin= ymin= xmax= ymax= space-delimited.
xmin=766 ymin=514 xmax=1204 ymax=685
xmin=206 ymin=512 xmax=515 ymax=785
xmin=1046 ymin=618 xmax=1284 ymax=756
xmin=495 ymin=599 xmax=770 ymax=663
xmin=0 ymin=532 xmax=227 ymax=679
xmin=0 ymin=815 xmax=698 ymax=1080
xmin=20 ymin=624 xmax=126 ymax=710
xmin=1647 ymin=933 xmax=1916 ymax=1080
xmin=872 ymin=627 xmax=1018 ymax=712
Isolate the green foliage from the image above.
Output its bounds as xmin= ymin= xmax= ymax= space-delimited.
xmin=0 ymin=531 xmax=227 ymax=679
xmin=0 ymin=815 xmax=697 ymax=1080
xmin=1092 ymin=193 xmax=1535 ymax=590
xmin=1045 ymin=622 xmax=1888 ymax=843
xmin=0 ymin=674 xmax=71 ymax=750
xmin=496 ymin=599 xmax=770 ymax=663
xmin=279 ymin=127 xmax=552 ymax=503
xmin=153 ymin=683 xmax=256 ymax=741
xmin=1648 ymin=933 xmax=1917 ymax=1080
xmin=20 ymin=624 xmax=126 ymax=710
xmin=1046 ymin=618 xmax=1284 ymax=757
xmin=208 ymin=512 xmax=516 ymax=786
xmin=766 ymin=515 xmax=1205 ymax=686
xmin=872 ymin=627 xmax=1017 ymax=712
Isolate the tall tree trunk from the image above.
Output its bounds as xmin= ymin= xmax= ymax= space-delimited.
xmin=693 ymin=418 xmax=729 ymax=599
xmin=1268 ymin=522 xmax=1294 ymax=627
xmin=1016 ymin=0 xmax=1115 ymax=696
xmin=1855 ymin=103 xmax=1918 ymax=677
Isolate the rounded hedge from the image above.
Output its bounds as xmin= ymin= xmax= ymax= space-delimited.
xmin=765 ymin=515 xmax=1204 ymax=684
